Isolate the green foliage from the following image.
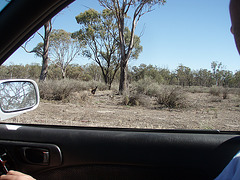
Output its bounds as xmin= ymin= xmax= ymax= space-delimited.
xmin=2 ymin=62 xmax=240 ymax=90
xmin=233 ymin=71 xmax=240 ymax=88
xmin=130 ymin=64 xmax=171 ymax=84
xmin=31 ymin=42 xmax=44 ymax=58
xmin=221 ymin=70 xmax=234 ymax=87
xmin=47 ymin=64 xmax=62 ymax=80
xmin=124 ymin=28 xmax=143 ymax=60
xmin=176 ymin=65 xmax=193 ymax=87
xmin=211 ymin=61 xmax=224 ymax=86
xmin=75 ymin=9 xmax=100 ymax=25
xmin=74 ymin=9 xmax=122 ymax=89
xmin=49 ymin=29 xmax=83 ymax=79
xmin=50 ymin=29 xmax=71 ymax=47
xmin=99 ymin=0 xmax=165 ymax=93
xmin=74 ymin=8 xmax=143 ymax=90
xmin=0 ymin=64 xmax=41 ymax=79
xmin=132 ymin=77 xmax=161 ymax=96
xmin=193 ymin=69 xmax=213 ymax=87
xmin=25 ymin=63 xmax=41 ymax=79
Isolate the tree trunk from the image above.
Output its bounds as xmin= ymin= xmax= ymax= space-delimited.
xmin=39 ymin=56 xmax=48 ymax=81
xmin=62 ymin=68 xmax=66 ymax=79
xmin=118 ymin=12 xmax=128 ymax=94
xmin=39 ymin=20 xmax=51 ymax=82
xmin=119 ymin=60 xmax=128 ymax=94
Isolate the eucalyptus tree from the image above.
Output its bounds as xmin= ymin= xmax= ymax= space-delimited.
xmin=211 ymin=61 xmax=224 ymax=86
xmin=22 ymin=20 xmax=52 ymax=81
xmin=74 ymin=9 xmax=142 ymax=89
xmin=176 ymin=65 xmax=193 ymax=87
xmin=98 ymin=0 xmax=166 ymax=94
xmin=193 ymin=69 xmax=213 ymax=87
xmin=49 ymin=29 xmax=83 ymax=79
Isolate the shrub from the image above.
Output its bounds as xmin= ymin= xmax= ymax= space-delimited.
xmin=128 ymin=95 xmax=140 ymax=106
xmin=122 ymin=95 xmax=130 ymax=106
xmin=38 ymin=79 xmax=76 ymax=101
xmin=209 ymin=86 xmax=221 ymax=96
xmin=122 ymin=93 xmax=150 ymax=107
xmin=132 ymin=77 xmax=161 ymax=96
xmin=38 ymin=79 xmax=107 ymax=101
xmin=156 ymin=86 xmax=187 ymax=108
xmin=209 ymin=86 xmax=229 ymax=99
xmin=65 ymin=91 xmax=90 ymax=104
xmin=230 ymin=88 xmax=240 ymax=95
xmin=222 ymin=88 xmax=229 ymax=99
xmin=122 ymin=94 xmax=140 ymax=106
xmin=185 ymin=86 xmax=210 ymax=94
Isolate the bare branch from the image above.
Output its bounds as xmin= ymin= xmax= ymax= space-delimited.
xmin=21 ymin=46 xmax=34 ymax=54
xmin=37 ymin=32 xmax=44 ymax=40
xmin=49 ymin=20 xmax=53 ymax=32
xmin=22 ymin=33 xmax=36 ymax=48
xmin=124 ymin=0 xmax=133 ymax=14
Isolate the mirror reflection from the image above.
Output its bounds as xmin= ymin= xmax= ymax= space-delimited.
xmin=0 ymin=81 xmax=37 ymax=112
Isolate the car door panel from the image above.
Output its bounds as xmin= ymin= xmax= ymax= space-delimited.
xmin=0 ymin=140 xmax=62 ymax=174
xmin=0 ymin=124 xmax=239 ymax=179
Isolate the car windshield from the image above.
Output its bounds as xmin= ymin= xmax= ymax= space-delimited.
xmin=0 ymin=0 xmax=11 ymax=13
xmin=1 ymin=0 xmax=240 ymax=131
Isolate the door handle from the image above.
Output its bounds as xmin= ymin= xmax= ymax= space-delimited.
xmin=21 ymin=147 xmax=49 ymax=165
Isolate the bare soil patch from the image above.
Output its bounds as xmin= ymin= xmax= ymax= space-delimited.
xmin=4 ymin=90 xmax=240 ymax=131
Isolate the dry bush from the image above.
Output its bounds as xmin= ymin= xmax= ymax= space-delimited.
xmin=122 ymin=94 xmax=141 ymax=106
xmin=132 ymin=77 xmax=161 ymax=96
xmin=156 ymin=86 xmax=187 ymax=108
xmin=130 ymin=79 xmax=186 ymax=108
xmin=122 ymin=93 xmax=151 ymax=107
xmin=64 ymin=91 xmax=90 ymax=104
xmin=122 ymin=95 xmax=130 ymax=106
xmin=209 ymin=86 xmax=221 ymax=96
xmin=127 ymin=95 xmax=140 ymax=106
xmin=38 ymin=79 xmax=107 ymax=101
xmin=185 ymin=86 xmax=210 ymax=94
xmin=38 ymin=79 xmax=75 ymax=101
xmin=209 ymin=86 xmax=229 ymax=99
xmin=210 ymin=96 xmax=222 ymax=103
xmin=222 ymin=88 xmax=229 ymax=99
xmin=229 ymin=88 xmax=240 ymax=95
xmin=85 ymin=80 xmax=109 ymax=91
xmin=109 ymin=82 xmax=119 ymax=93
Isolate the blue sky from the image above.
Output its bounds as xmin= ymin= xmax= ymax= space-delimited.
xmin=6 ymin=0 xmax=240 ymax=72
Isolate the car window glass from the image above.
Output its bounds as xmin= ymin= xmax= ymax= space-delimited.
xmin=1 ymin=0 xmax=240 ymax=131
xmin=0 ymin=0 xmax=11 ymax=12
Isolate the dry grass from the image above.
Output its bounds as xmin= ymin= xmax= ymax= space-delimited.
xmin=28 ymin=79 xmax=240 ymax=131
xmin=38 ymin=79 xmax=108 ymax=101
xmin=156 ymin=86 xmax=187 ymax=108
xmin=132 ymin=77 xmax=161 ymax=96
xmin=6 ymin=89 xmax=240 ymax=131
xmin=122 ymin=93 xmax=151 ymax=107
xmin=209 ymin=86 xmax=222 ymax=96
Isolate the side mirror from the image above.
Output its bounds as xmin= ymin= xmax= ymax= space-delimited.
xmin=0 ymin=79 xmax=40 ymax=120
